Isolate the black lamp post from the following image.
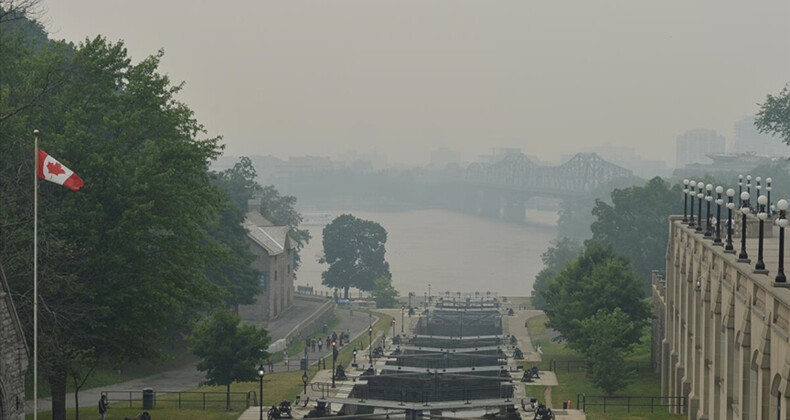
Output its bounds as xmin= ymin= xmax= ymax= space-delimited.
xmin=738 ymin=191 xmax=751 ymax=262
xmin=689 ymin=180 xmax=697 ymax=227
xmin=705 ymin=184 xmax=713 ymax=237
xmin=725 ymin=188 xmax=736 ymax=253
xmin=682 ymin=179 xmax=690 ymax=222
xmin=257 ymin=364 xmax=265 ymax=420
xmin=331 ymin=340 xmax=337 ymax=388
xmin=714 ymin=186 xmax=723 ymax=244
xmin=767 ymin=178 xmax=773 ymax=217
xmin=738 ymin=174 xmax=743 ymax=206
xmin=368 ymin=326 xmax=373 ymax=364
xmin=401 ymin=304 xmax=405 ymax=333
xmin=775 ymin=199 xmax=788 ymax=284
xmin=391 ymin=318 xmax=395 ymax=339
xmin=302 ymin=371 xmax=309 ymax=395
xmin=756 ymin=176 xmax=762 ymax=206
xmin=696 ymin=181 xmax=704 ymax=232
xmin=755 ymin=195 xmax=768 ymax=273
xmin=747 ymin=176 xmax=752 ymax=211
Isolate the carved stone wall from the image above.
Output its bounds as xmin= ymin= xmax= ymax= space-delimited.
xmin=661 ymin=215 xmax=790 ymax=420
xmin=0 ymin=262 xmax=28 ymax=420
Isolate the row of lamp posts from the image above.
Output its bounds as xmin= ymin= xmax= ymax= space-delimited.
xmin=682 ymin=176 xmax=788 ymax=285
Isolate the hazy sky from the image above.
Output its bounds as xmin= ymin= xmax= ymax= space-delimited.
xmin=40 ymin=0 xmax=790 ymax=166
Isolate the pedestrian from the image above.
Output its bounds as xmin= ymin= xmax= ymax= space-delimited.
xmin=318 ymin=340 xmax=323 ymax=351
xmin=98 ymin=395 xmax=108 ymax=420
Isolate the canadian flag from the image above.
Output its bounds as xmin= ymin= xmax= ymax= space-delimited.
xmin=37 ymin=149 xmax=84 ymax=191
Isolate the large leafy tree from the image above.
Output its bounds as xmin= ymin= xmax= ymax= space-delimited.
xmin=258 ymin=185 xmax=310 ymax=272
xmin=756 ymin=83 xmax=790 ymax=146
xmin=372 ymin=276 xmax=399 ymax=308
xmin=589 ymin=176 xmax=682 ymax=283
xmin=217 ymin=156 xmax=263 ymax=210
xmin=0 ymin=17 xmax=254 ymax=418
xmin=577 ymin=308 xmax=639 ymax=395
xmin=321 ymin=214 xmax=391 ymax=299
xmin=209 ymin=157 xmax=265 ymax=306
xmin=531 ymin=237 xmax=582 ymax=310
xmin=540 ymin=243 xmax=649 ymax=350
xmin=189 ymin=309 xmax=270 ymax=410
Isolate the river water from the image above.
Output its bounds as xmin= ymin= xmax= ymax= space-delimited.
xmin=295 ymin=209 xmax=557 ymax=297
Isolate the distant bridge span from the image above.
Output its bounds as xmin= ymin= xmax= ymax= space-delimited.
xmin=464 ymin=152 xmax=633 ymax=197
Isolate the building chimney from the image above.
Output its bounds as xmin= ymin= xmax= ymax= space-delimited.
xmin=247 ymin=198 xmax=261 ymax=213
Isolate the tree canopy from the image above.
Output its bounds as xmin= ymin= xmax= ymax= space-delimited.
xmin=577 ymin=308 xmax=639 ymax=394
xmin=372 ymin=276 xmax=399 ymax=308
xmin=258 ymin=185 xmax=311 ymax=272
xmin=589 ymin=176 xmax=682 ymax=283
xmin=531 ymin=237 xmax=582 ymax=310
xmin=321 ymin=214 xmax=391 ymax=299
xmin=190 ymin=309 xmax=270 ymax=409
xmin=0 ymin=13 xmax=258 ymax=417
xmin=756 ymin=83 xmax=790 ymax=146
xmin=540 ymin=243 xmax=649 ymax=350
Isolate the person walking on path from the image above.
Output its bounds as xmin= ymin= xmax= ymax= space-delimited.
xmin=98 ymin=395 xmax=108 ymax=420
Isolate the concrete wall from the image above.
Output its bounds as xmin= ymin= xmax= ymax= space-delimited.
xmin=0 ymin=287 xmax=27 ymax=420
xmin=661 ymin=214 xmax=790 ymax=420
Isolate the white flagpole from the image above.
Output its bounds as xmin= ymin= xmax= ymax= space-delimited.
xmin=33 ymin=129 xmax=39 ymax=420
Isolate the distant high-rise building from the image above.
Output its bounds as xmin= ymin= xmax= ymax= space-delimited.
xmin=730 ymin=116 xmax=786 ymax=157
xmin=429 ymin=147 xmax=461 ymax=169
xmin=675 ymin=128 xmax=726 ymax=168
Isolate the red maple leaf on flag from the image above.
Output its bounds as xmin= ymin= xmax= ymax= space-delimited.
xmin=46 ymin=161 xmax=66 ymax=176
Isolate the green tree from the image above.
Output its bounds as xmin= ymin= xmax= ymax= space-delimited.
xmin=258 ymin=185 xmax=311 ymax=272
xmin=756 ymin=83 xmax=790 ymax=145
xmin=189 ymin=310 xmax=270 ymax=410
xmin=557 ymin=199 xmax=595 ymax=241
xmin=216 ymin=156 xmax=263 ymax=210
xmin=321 ymin=214 xmax=391 ymax=299
xmin=578 ymin=309 xmax=638 ymax=395
xmin=209 ymin=157 xmax=266 ymax=306
xmin=531 ymin=237 xmax=582 ymax=310
xmin=0 ymin=26 xmax=253 ymax=417
xmin=372 ymin=276 xmax=399 ymax=308
xmin=541 ymin=243 xmax=649 ymax=350
xmin=589 ymin=176 xmax=682 ymax=283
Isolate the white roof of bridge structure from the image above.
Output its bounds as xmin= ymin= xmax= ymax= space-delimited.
xmin=244 ymin=210 xmax=294 ymax=256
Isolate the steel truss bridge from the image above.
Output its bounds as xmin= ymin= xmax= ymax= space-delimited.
xmin=464 ymin=152 xmax=632 ymax=196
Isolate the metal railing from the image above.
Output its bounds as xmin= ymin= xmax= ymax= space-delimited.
xmin=534 ymin=359 xmax=656 ymax=373
xmin=576 ymin=394 xmax=685 ymax=414
xmin=103 ymin=390 xmax=255 ymax=411
xmin=310 ymin=381 xmax=514 ymax=404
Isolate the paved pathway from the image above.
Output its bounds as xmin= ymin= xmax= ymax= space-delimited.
xmin=237 ymin=307 xmax=418 ymax=419
xmin=502 ymin=305 xmax=586 ymax=420
xmin=26 ymin=297 xmax=374 ymax=416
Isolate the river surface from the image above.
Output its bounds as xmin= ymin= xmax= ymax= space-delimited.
xmin=295 ymin=209 xmax=557 ymax=297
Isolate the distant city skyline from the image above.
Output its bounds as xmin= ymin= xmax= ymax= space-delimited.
xmin=40 ymin=0 xmax=790 ymax=167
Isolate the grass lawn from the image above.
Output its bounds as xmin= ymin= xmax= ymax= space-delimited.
xmin=28 ymin=311 xmax=396 ymax=420
xmin=526 ymin=314 xmax=685 ymax=420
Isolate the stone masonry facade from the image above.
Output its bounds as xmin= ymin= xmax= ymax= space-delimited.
xmin=0 ymin=262 xmax=28 ymax=420
xmin=660 ymin=214 xmax=790 ymax=420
